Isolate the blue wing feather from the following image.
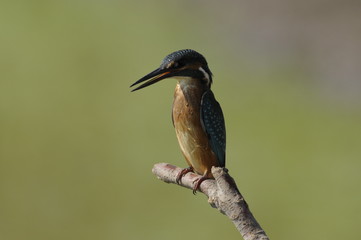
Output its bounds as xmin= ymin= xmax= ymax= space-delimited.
xmin=200 ymin=90 xmax=226 ymax=167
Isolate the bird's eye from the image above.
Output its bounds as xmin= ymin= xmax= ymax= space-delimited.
xmin=166 ymin=61 xmax=184 ymax=69
xmin=166 ymin=61 xmax=180 ymax=69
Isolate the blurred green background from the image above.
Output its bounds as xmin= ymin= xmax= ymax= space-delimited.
xmin=1 ymin=1 xmax=360 ymax=239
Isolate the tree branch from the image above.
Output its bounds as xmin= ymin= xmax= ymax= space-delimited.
xmin=152 ymin=163 xmax=270 ymax=240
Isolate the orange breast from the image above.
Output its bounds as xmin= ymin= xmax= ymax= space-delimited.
xmin=172 ymin=81 xmax=218 ymax=178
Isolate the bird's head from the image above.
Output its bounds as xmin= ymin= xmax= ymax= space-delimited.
xmin=130 ymin=49 xmax=213 ymax=92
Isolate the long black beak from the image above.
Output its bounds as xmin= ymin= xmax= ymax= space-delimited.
xmin=130 ymin=68 xmax=179 ymax=92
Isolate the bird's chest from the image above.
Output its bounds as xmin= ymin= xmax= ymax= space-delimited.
xmin=172 ymin=82 xmax=209 ymax=152
xmin=172 ymin=83 xmax=202 ymax=129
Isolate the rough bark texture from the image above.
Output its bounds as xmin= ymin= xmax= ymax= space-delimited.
xmin=152 ymin=163 xmax=270 ymax=240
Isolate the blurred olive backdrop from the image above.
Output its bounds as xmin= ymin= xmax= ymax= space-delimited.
xmin=1 ymin=1 xmax=360 ymax=240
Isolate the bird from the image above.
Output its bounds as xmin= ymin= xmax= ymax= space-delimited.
xmin=130 ymin=49 xmax=226 ymax=194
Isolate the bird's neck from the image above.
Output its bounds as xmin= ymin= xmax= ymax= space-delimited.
xmin=177 ymin=77 xmax=208 ymax=93
xmin=175 ymin=78 xmax=207 ymax=105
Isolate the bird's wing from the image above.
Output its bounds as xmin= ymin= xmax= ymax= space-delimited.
xmin=200 ymin=90 xmax=226 ymax=167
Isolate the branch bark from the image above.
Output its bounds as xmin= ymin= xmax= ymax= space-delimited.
xmin=152 ymin=163 xmax=270 ymax=240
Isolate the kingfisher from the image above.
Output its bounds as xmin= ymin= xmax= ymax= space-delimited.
xmin=130 ymin=49 xmax=226 ymax=194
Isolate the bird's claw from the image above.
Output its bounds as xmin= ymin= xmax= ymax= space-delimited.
xmin=176 ymin=167 xmax=194 ymax=184
xmin=192 ymin=176 xmax=208 ymax=195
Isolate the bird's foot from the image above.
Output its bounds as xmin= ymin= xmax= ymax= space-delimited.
xmin=176 ymin=166 xmax=194 ymax=184
xmin=192 ymin=176 xmax=209 ymax=195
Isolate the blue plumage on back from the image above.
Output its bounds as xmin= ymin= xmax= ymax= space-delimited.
xmin=200 ymin=90 xmax=226 ymax=167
